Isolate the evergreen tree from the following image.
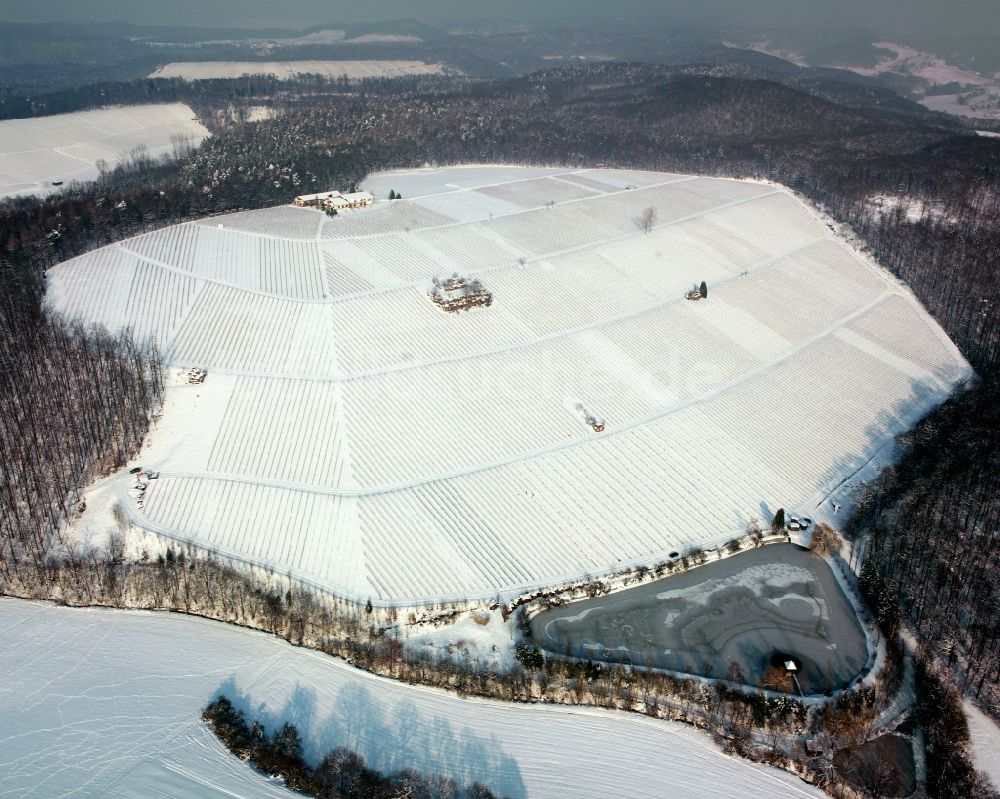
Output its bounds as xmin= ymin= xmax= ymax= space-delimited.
xmin=389 ymin=190 xmax=396 ymax=200
xmin=515 ymin=642 xmax=545 ymax=670
xmin=699 ymin=280 xmax=708 ymax=298
xmin=772 ymin=507 xmax=785 ymax=533
xmin=272 ymin=722 xmax=303 ymax=762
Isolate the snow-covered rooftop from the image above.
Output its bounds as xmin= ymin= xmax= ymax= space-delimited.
xmin=295 ymin=190 xmax=342 ymax=202
xmin=47 ymin=166 xmax=972 ymax=604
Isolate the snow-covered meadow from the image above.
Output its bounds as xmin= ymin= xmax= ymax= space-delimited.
xmin=47 ymin=166 xmax=972 ymax=604
xmin=0 ymin=103 xmax=209 ymax=198
xmin=149 ymin=61 xmax=445 ymax=80
xmin=965 ymin=701 xmax=1000 ymax=790
xmin=0 ymin=598 xmax=825 ymax=799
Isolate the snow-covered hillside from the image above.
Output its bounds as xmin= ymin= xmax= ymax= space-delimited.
xmin=149 ymin=61 xmax=445 ymax=80
xmin=0 ymin=103 xmax=209 ymax=198
xmin=47 ymin=166 xmax=972 ymax=603
xmin=0 ymin=598 xmax=824 ymax=799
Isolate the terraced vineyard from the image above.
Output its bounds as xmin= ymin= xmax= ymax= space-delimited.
xmin=47 ymin=166 xmax=972 ymax=604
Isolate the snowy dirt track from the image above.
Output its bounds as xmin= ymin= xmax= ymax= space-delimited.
xmin=48 ymin=166 xmax=972 ymax=604
xmin=0 ymin=599 xmax=824 ymax=799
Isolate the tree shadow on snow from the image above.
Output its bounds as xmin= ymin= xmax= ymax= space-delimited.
xmin=210 ymin=676 xmax=528 ymax=799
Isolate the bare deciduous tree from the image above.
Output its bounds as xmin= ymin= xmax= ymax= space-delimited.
xmin=810 ymin=523 xmax=839 ymax=557
xmin=641 ymin=206 xmax=657 ymax=233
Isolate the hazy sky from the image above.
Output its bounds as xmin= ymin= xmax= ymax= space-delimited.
xmin=0 ymin=0 xmax=996 ymax=41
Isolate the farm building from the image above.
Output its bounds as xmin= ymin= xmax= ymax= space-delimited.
xmin=295 ymin=191 xmax=340 ymax=208
xmin=294 ymin=190 xmax=375 ymax=211
xmin=339 ymin=190 xmax=375 ymax=209
xmin=294 ymin=191 xmax=341 ymax=208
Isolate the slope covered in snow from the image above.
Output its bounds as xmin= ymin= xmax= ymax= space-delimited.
xmin=149 ymin=61 xmax=445 ymax=80
xmin=0 ymin=103 xmax=209 ymax=198
xmin=47 ymin=166 xmax=972 ymax=604
xmin=965 ymin=701 xmax=1000 ymax=791
xmin=0 ymin=598 xmax=823 ymax=799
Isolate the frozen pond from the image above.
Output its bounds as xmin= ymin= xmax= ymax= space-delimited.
xmin=532 ymin=545 xmax=868 ymax=694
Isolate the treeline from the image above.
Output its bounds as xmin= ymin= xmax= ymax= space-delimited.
xmin=0 ymin=74 xmax=467 ymax=124
xmin=847 ymin=377 xmax=1000 ymax=707
xmin=0 ymin=224 xmax=162 ymax=578
xmin=843 ymin=158 xmax=1000 ymax=370
xmin=3 ymin=64 xmax=986 ymax=284
xmin=203 ymin=696 xmax=502 ymax=799
xmin=0 ymin=29 xmax=161 ymax=98
xmin=0 ymin=154 xmax=164 ymax=580
xmin=0 ymin=314 xmax=162 ymax=574
xmin=0 ymin=533 xmax=823 ymax=791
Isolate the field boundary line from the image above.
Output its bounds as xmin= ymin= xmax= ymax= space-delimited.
xmin=145 ymin=289 xmax=899 ymax=499
xmin=113 ymin=179 xmax=778 ymax=309
xmin=167 ymin=234 xmax=830 ymax=384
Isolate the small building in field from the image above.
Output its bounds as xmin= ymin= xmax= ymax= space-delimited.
xmin=428 ymin=273 xmax=493 ymax=313
xmin=294 ymin=191 xmax=342 ymax=208
xmin=294 ymin=190 xmax=375 ymax=211
xmin=339 ymin=191 xmax=374 ymax=209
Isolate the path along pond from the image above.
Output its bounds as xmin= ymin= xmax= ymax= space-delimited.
xmin=531 ymin=544 xmax=868 ymax=695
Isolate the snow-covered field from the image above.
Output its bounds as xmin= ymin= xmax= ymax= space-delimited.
xmin=729 ymin=39 xmax=1000 ymax=120
xmin=847 ymin=42 xmax=993 ymax=88
xmin=0 ymin=104 xmax=209 ymax=198
xmin=0 ymin=598 xmax=824 ymax=799
xmin=47 ymin=166 xmax=972 ymax=604
xmin=847 ymin=41 xmax=997 ymax=120
xmin=865 ymin=194 xmax=955 ymax=225
xmin=149 ymin=61 xmax=445 ymax=80
xmin=965 ymin=701 xmax=1000 ymax=790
